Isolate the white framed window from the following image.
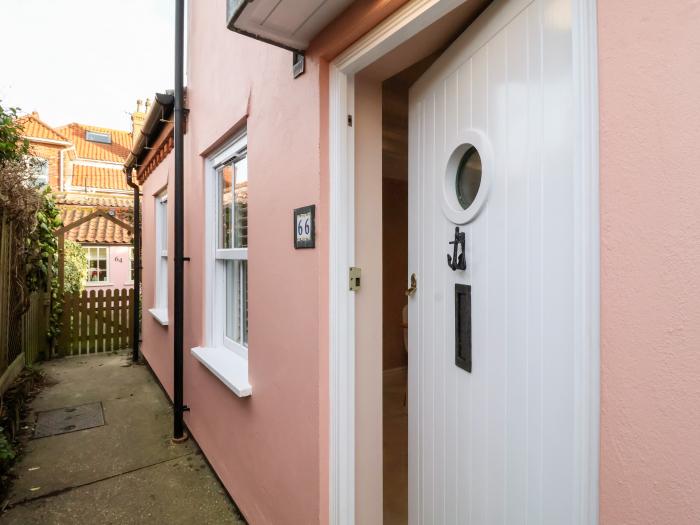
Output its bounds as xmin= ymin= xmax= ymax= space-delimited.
xmin=193 ymin=132 xmax=250 ymax=397
xmin=150 ymin=191 xmax=169 ymax=325
xmin=214 ymin=138 xmax=248 ymax=357
xmin=85 ymin=246 xmax=108 ymax=283
xmin=128 ymin=247 xmax=135 ymax=283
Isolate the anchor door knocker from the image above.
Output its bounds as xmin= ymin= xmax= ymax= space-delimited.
xmin=447 ymin=226 xmax=467 ymax=271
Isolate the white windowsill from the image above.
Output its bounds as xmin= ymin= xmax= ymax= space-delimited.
xmin=148 ymin=308 xmax=169 ymax=326
xmin=85 ymin=281 xmax=112 ymax=287
xmin=191 ymin=346 xmax=252 ymax=398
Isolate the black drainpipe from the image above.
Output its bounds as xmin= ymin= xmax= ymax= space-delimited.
xmin=126 ymin=168 xmax=141 ymax=363
xmin=172 ymin=0 xmax=186 ymax=442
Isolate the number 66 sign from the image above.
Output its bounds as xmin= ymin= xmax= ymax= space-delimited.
xmin=293 ymin=205 xmax=315 ymax=249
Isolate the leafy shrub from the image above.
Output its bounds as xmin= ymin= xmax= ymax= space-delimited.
xmin=64 ymin=239 xmax=87 ymax=294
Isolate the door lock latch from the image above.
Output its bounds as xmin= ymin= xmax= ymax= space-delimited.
xmin=405 ymin=273 xmax=417 ymax=297
xmin=349 ymin=267 xmax=361 ymax=292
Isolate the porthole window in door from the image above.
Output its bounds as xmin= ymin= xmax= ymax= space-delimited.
xmin=456 ymin=146 xmax=482 ymax=210
xmin=441 ymin=131 xmax=491 ymax=224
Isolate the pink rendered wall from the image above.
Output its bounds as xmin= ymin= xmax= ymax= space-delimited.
xmin=133 ymin=2 xmax=415 ymax=523
xmin=177 ymin=1 xmax=326 ymax=523
xmin=84 ymin=245 xmax=133 ymax=292
xmin=141 ymin=157 xmax=173 ymax=397
xmin=598 ymin=1 xmax=700 ymax=523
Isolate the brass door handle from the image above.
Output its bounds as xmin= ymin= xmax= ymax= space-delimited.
xmin=405 ymin=273 xmax=417 ymax=297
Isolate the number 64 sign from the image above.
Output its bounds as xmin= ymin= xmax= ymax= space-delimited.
xmin=293 ymin=205 xmax=315 ymax=249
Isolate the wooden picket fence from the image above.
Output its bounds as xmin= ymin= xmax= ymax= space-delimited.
xmin=23 ymin=291 xmax=50 ymax=365
xmin=0 ymin=212 xmax=52 ymax=392
xmin=57 ymin=288 xmax=134 ymax=356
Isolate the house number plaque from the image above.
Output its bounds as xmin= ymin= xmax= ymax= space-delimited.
xmin=294 ymin=205 xmax=315 ymax=249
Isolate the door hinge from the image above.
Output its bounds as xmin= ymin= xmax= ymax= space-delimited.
xmin=347 ymin=115 xmax=353 ymax=127
xmin=349 ymin=267 xmax=361 ymax=291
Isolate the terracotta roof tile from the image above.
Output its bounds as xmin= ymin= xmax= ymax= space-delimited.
xmin=56 ymin=193 xmax=134 ymax=208
xmin=72 ymin=165 xmax=129 ymax=191
xmin=60 ymin=206 xmax=132 ymax=245
xmin=55 ymin=123 xmax=131 ymax=163
xmin=18 ymin=113 xmax=70 ymax=143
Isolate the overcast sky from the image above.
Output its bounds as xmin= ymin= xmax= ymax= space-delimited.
xmin=0 ymin=0 xmax=173 ymax=131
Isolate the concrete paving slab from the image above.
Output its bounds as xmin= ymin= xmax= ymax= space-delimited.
xmin=1 ymin=351 xmax=245 ymax=524
xmin=1 ymin=453 xmax=244 ymax=525
xmin=30 ymin=353 xmax=156 ymax=412
xmin=33 ymin=402 xmax=105 ymax=439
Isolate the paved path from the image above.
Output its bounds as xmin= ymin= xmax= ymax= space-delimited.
xmin=1 ymin=352 xmax=245 ymax=524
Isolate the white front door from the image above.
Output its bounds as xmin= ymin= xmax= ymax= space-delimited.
xmin=408 ymin=0 xmax=587 ymax=523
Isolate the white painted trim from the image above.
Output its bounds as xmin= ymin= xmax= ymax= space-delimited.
xmin=204 ymin=134 xmax=249 ymax=361
xmin=72 ymin=159 xmax=125 ymax=168
xmin=191 ymin=346 xmax=252 ymax=397
xmin=155 ymin=191 xmax=169 ymax=312
xmin=149 ymin=307 xmax=169 ymax=326
xmin=59 ymin=148 xmax=64 ymax=191
xmin=84 ymin=245 xmax=110 ymax=285
xmin=23 ymin=136 xmax=72 ymax=146
xmin=333 ymin=0 xmax=470 ymax=74
xmin=572 ymin=0 xmax=600 ymax=523
xmin=328 ymin=0 xmax=600 ymax=523
xmin=329 ymin=63 xmax=355 ymax=525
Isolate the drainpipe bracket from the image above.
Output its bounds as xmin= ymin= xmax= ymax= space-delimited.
xmin=171 ymin=432 xmax=189 ymax=444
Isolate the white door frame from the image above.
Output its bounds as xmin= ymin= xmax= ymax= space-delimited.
xmin=328 ymin=1 xmax=600 ymax=523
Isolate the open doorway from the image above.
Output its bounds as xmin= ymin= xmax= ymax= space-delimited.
xmin=381 ymin=59 xmax=434 ymax=525
xmin=338 ymin=0 xmax=598 ymax=523
xmin=351 ymin=3 xmax=492 ymax=523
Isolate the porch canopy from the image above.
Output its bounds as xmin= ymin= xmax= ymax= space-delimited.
xmin=226 ymin=0 xmax=353 ymax=52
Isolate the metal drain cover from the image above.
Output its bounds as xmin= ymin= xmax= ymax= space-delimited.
xmin=33 ymin=402 xmax=105 ymax=439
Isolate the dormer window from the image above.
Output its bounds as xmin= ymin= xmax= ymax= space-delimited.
xmin=85 ymin=130 xmax=112 ymax=144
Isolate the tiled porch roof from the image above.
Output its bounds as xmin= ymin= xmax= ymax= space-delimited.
xmin=59 ymin=206 xmax=132 ymax=245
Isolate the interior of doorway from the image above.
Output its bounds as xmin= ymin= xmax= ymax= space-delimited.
xmin=380 ymin=59 xmax=440 ymax=525
xmin=351 ymin=2 xmax=493 ymax=523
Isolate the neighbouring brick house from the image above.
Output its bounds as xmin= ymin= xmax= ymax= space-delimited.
xmin=18 ymin=108 xmax=144 ymax=291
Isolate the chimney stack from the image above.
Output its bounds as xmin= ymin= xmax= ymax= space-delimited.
xmin=130 ymin=99 xmax=146 ymax=147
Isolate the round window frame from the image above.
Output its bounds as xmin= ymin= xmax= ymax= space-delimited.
xmin=441 ymin=129 xmax=492 ymax=225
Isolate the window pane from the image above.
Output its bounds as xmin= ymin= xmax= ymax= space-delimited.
xmin=225 ymin=260 xmax=248 ymax=346
xmin=234 ymin=157 xmax=248 ymax=248
xmin=219 ymin=165 xmax=233 ymax=249
xmin=160 ymin=200 xmax=168 ymax=245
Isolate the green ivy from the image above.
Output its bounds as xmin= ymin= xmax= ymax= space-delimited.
xmin=0 ymin=102 xmax=61 ymax=342
xmin=24 ymin=188 xmax=62 ymax=339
